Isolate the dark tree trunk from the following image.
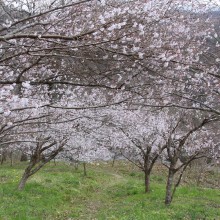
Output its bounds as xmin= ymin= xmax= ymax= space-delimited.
xmin=10 ymin=152 xmax=13 ymax=167
xmin=20 ymin=153 xmax=28 ymax=162
xmin=1 ymin=152 xmax=6 ymax=165
xmin=1 ymin=156 xmax=4 ymax=165
xmin=17 ymin=139 xmax=65 ymax=190
xmin=144 ymin=172 xmax=151 ymax=193
xmin=18 ymin=169 xmax=31 ymax=190
xmin=165 ymin=169 xmax=175 ymax=205
xmin=112 ymin=154 xmax=117 ymax=167
xmin=53 ymin=158 xmax=56 ymax=166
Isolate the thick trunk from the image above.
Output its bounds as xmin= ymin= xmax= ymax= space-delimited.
xmin=144 ymin=172 xmax=150 ymax=193
xmin=18 ymin=162 xmax=33 ymax=190
xmin=17 ymin=139 xmax=64 ymax=190
xmin=165 ymin=169 xmax=175 ymax=205
xmin=18 ymin=171 xmax=30 ymax=190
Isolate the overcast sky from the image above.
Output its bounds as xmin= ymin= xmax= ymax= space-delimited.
xmin=8 ymin=0 xmax=220 ymax=12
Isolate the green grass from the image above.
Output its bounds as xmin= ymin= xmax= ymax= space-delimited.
xmin=0 ymin=161 xmax=219 ymax=220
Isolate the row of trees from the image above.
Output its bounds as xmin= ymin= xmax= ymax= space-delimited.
xmin=99 ymin=108 xmax=219 ymax=205
xmin=0 ymin=0 xmax=219 ymax=205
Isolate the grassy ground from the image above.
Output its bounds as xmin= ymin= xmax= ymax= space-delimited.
xmin=0 ymin=161 xmax=219 ymax=220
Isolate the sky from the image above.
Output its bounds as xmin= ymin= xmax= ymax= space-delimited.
xmin=7 ymin=0 xmax=220 ymax=12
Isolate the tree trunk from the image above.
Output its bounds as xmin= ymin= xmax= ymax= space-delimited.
xmin=112 ymin=154 xmax=116 ymax=167
xmin=20 ymin=152 xmax=28 ymax=162
xmin=196 ymin=165 xmax=204 ymax=187
xmin=17 ymin=139 xmax=65 ymax=190
xmin=1 ymin=153 xmax=6 ymax=165
xmin=74 ymin=162 xmax=78 ymax=170
xmin=144 ymin=172 xmax=151 ymax=193
xmin=10 ymin=152 xmax=13 ymax=167
xmin=83 ymin=162 xmax=87 ymax=176
xmin=18 ymin=171 xmax=30 ymax=190
xmin=165 ymin=169 xmax=175 ymax=205
xmin=18 ymin=162 xmax=34 ymax=190
xmin=0 ymin=155 xmax=4 ymax=165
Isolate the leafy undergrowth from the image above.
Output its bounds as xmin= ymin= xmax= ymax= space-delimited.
xmin=0 ymin=161 xmax=219 ymax=220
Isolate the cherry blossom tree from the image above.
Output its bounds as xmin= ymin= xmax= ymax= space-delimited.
xmin=90 ymin=106 xmax=166 ymax=192
xmin=92 ymin=100 xmax=218 ymax=202
xmin=128 ymin=2 xmax=220 ymax=122
xmin=0 ymin=0 xmax=219 ymax=196
xmin=161 ymin=112 xmax=218 ymax=205
xmin=18 ymin=137 xmax=67 ymax=190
